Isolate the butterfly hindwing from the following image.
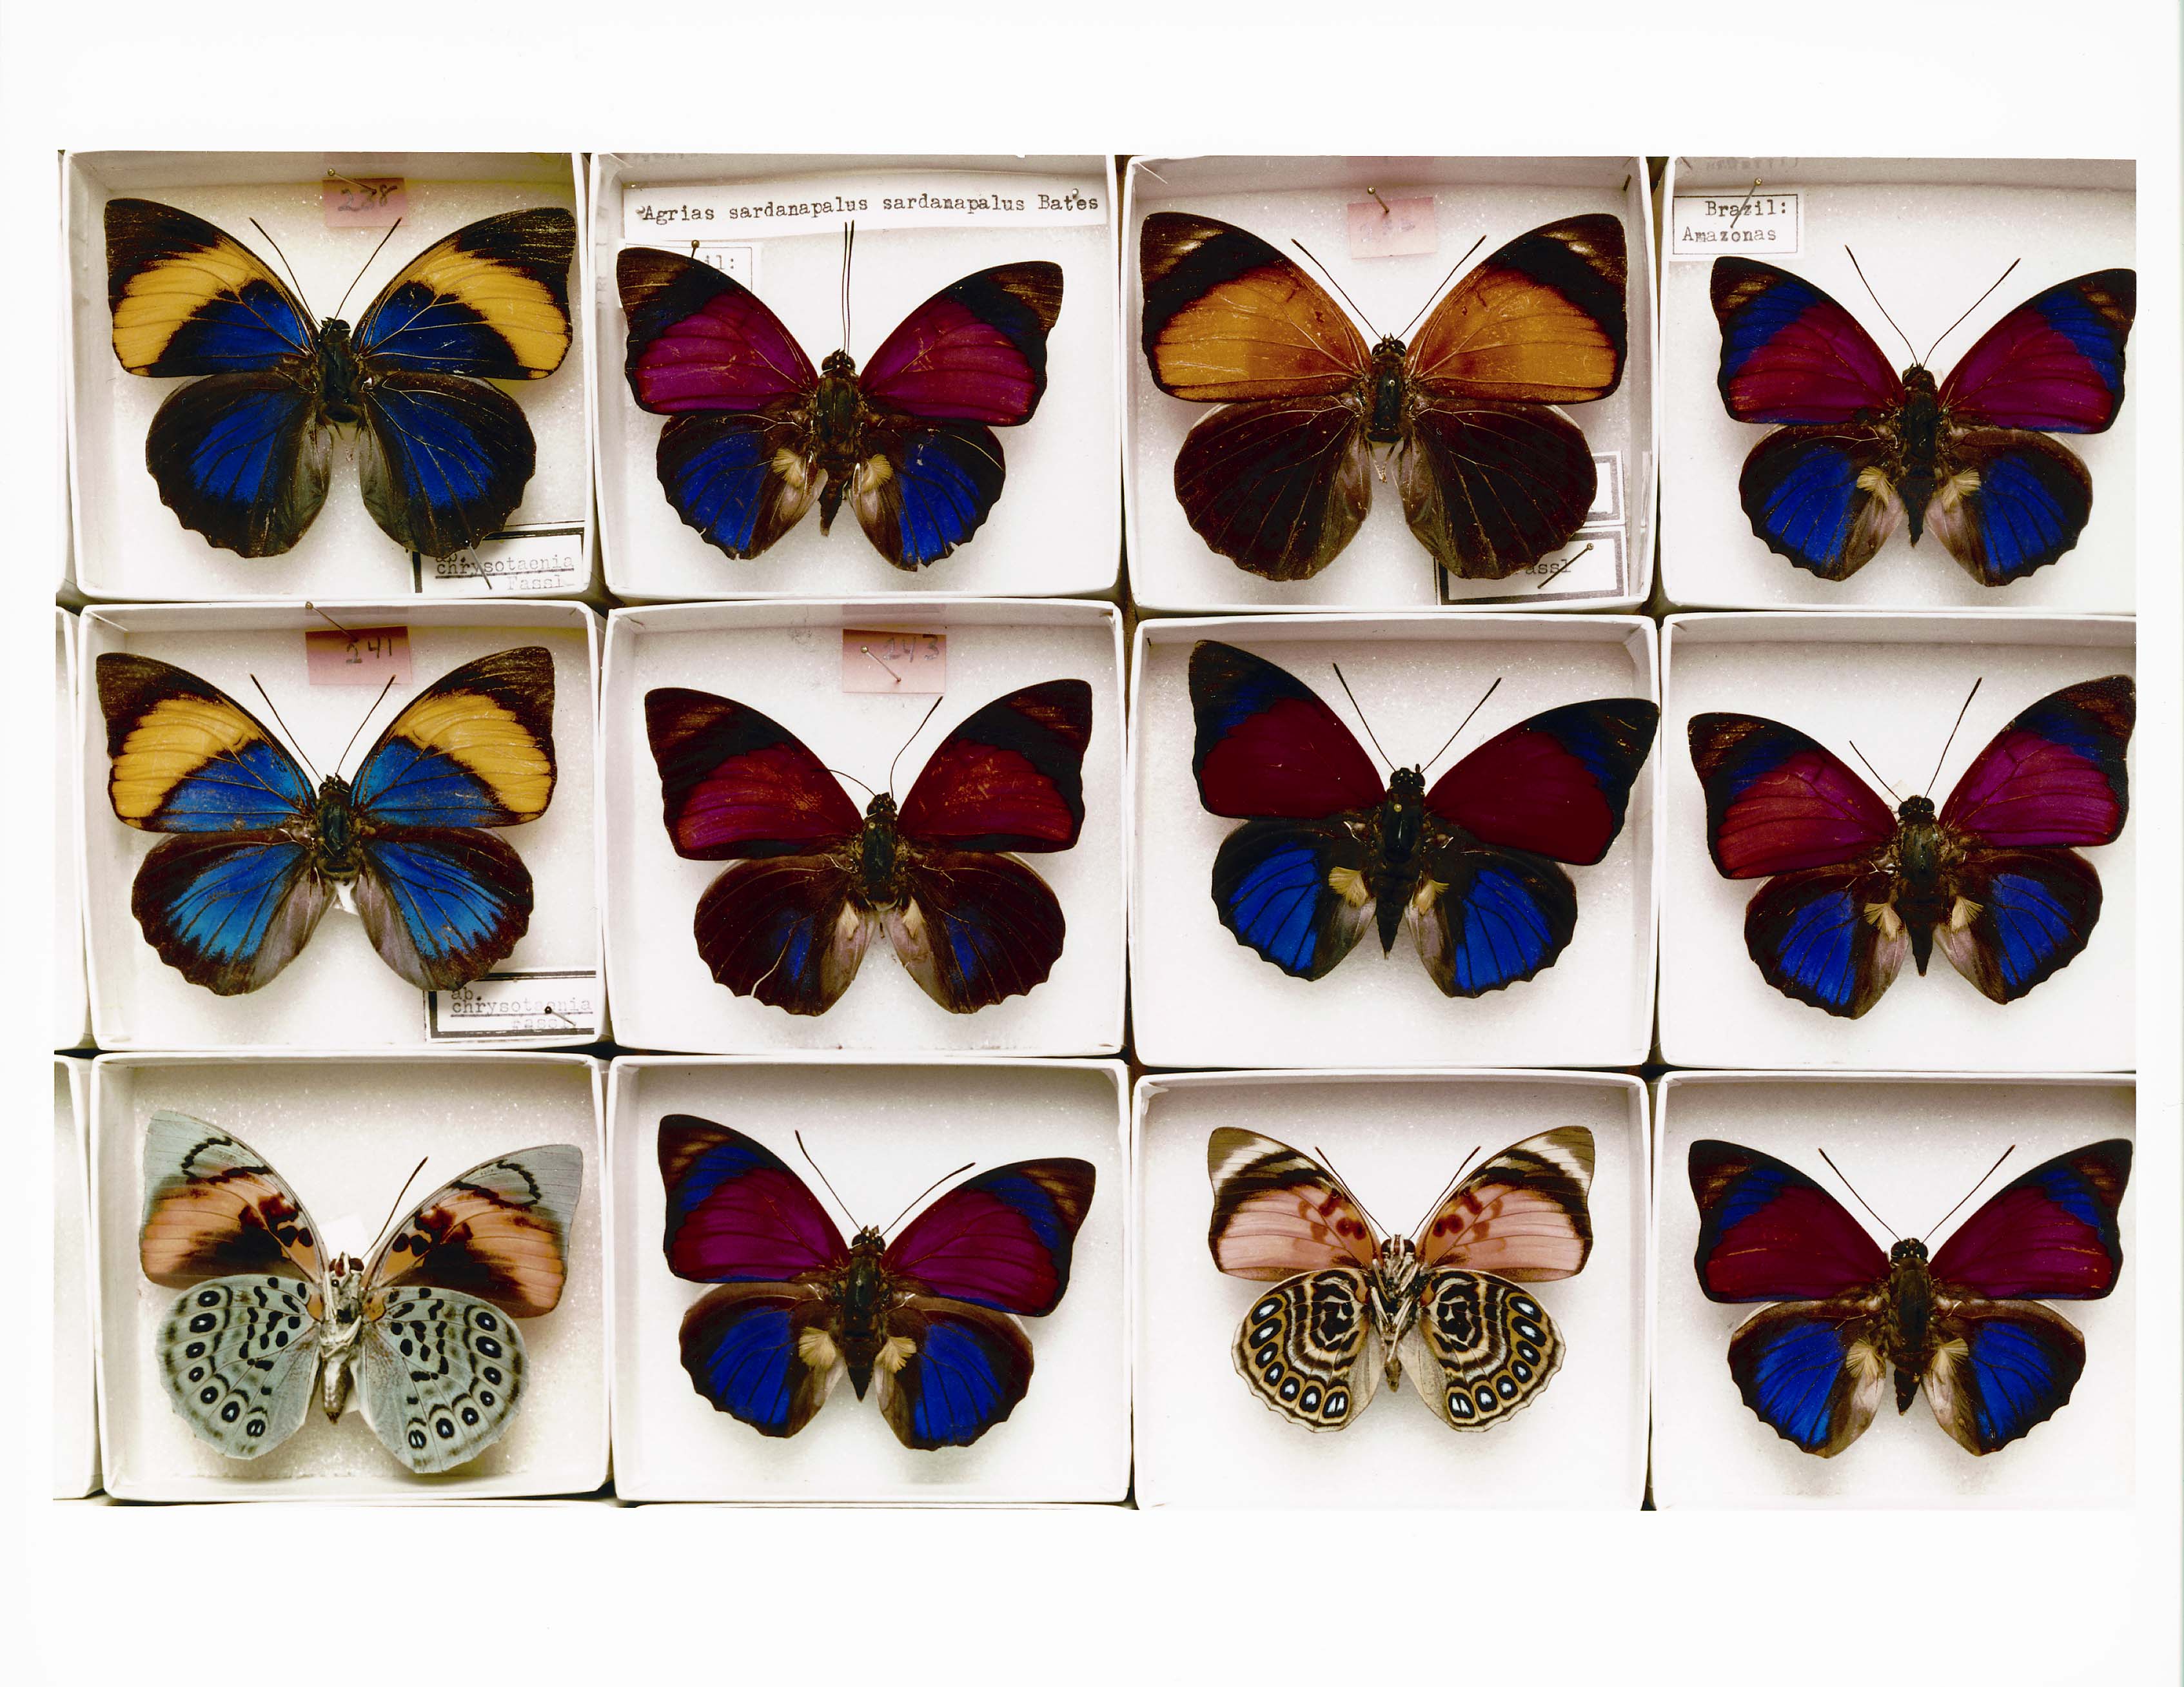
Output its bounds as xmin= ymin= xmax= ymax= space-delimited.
xmin=1724 ymin=1298 xmax=1887 ymax=1458
xmin=1743 ymin=859 xmax=1909 ymax=1019
xmin=1920 ymin=1299 xmax=2088 ymax=1456
xmin=356 ymin=370 xmax=538 ymax=557
xmin=352 ymin=826 xmax=535 ymax=992
xmin=130 ymin=834 xmax=333 ymax=997
xmin=1931 ymin=847 xmax=2101 ymax=1006
xmin=1210 ymin=817 xmax=1370 ymax=982
xmin=1395 ymin=398 xmax=1600 ymax=580
xmin=143 ymin=372 xmax=334 ymax=558
xmin=874 ymin=1294 xmax=1038 ymax=1451
xmin=852 ymin=421 xmax=1008 ymax=570
xmin=654 ymin=411 xmax=816 ymax=558
xmin=1402 ymin=1270 xmax=1565 ymax=1431
xmin=1172 ymin=395 xmax=1373 ymax=581
xmin=677 ymin=1282 xmax=842 ymax=1436
xmin=156 ymin=1274 xmax=324 ymax=1459
xmin=885 ymin=848 xmax=1067 ymax=1014
xmin=691 ymin=855 xmax=872 ymax=1016
xmin=359 ymin=1287 xmax=529 ymax=1474
xmin=1736 ymin=424 xmax=1907 ymax=581
xmin=1409 ymin=840 xmax=1579 ymax=999
xmin=1923 ymin=428 xmax=2094 ymax=586
xmin=1232 ymin=1269 xmax=1379 ymax=1431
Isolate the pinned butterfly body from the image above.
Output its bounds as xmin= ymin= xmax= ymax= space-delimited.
xmin=645 ymin=679 xmax=1092 ymax=1015
xmin=97 ymin=646 xmax=557 ymax=995
xmin=140 ymin=1111 xmax=582 ymax=1474
xmin=1208 ymin=1127 xmax=1593 ymax=1432
xmin=104 ymin=199 xmax=576 ymax=560
xmin=1688 ymin=676 xmax=2133 ymax=1018
xmin=657 ymin=1117 xmax=1095 ymax=1450
xmin=1139 ymin=211 xmax=1627 ymax=582
xmin=1689 ymin=1137 xmax=2131 ymax=1457
xmin=617 ymin=244 xmax=1063 ymax=569
xmin=1709 ymin=255 xmax=2136 ymax=585
xmin=1189 ymin=640 xmax=1657 ymax=997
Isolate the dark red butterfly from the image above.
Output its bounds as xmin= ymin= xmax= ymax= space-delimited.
xmin=658 ymin=1116 xmax=1094 ymax=1449
xmin=617 ymin=241 xmax=1062 ymax=569
xmin=1711 ymin=255 xmax=2134 ymax=585
xmin=644 ymin=680 xmax=1092 ymax=1015
xmin=1189 ymin=641 xmax=1657 ymax=995
xmin=1689 ymin=676 xmax=2133 ymax=1018
xmin=1690 ymin=1136 xmax=2130 ymax=1456
xmin=1140 ymin=211 xmax=1626 ymax=581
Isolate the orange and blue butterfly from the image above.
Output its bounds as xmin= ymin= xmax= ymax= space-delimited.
xmin=105 ymin=199 xmax=575 ymax=559
xmin=96 ymin=647 xmax=556 ymax=995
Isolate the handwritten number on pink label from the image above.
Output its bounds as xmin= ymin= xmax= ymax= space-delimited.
xmin=322 ymin=177 xmax=408 ymax=229
xmin=1346 ymin=195 xmax=1438 ymax=260
xmin=840 ymin=629 xmax=947 ymax=694
xmin=304 ymin=627 xmax=414 ymax=686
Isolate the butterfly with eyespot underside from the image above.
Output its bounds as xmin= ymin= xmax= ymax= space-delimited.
xmin=1687 ymin=675 xmax=2133 ymax=1019
xmin=104 ymin=199 xmax=575 ymax=560
xmin=658 ymin=1117 xmax=1094 ymax=1449
xmin=645 ymin=678 xmax=1092 ymax=1015
xmin=616 ymin=239 xmax=1063 ymax=569
xmin=1208 ymin=1126 xmax=1593 ymax=1432
xmin=96 ymin=645 xmax=556 ymax=996
xmin=1689 ymin=1136 xmax=2130 ymax=1456
xmin=1139 ymin=210 xmax=1627 ymax=581
xmin=1189 ymin=640 xmax=1657 ymax=996
xmin=141 ymin=1110 xmax=581 ymax=1474
xmin=1710 ymin=254 xmax=2135 ymax=585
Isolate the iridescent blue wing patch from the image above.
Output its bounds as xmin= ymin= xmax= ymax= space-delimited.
xmin=357 ymin=371 xmax=538 ymax=558
xmin=351 ymin=208 xmax=576 ymax=380
xmin=130 ymin=834 xmax=333 ymax=997
xmin=853 ymin=423 xmax=1006 ymax=570
xmin=142 ymin=372 xmax=334 ymax=558
xmin=1208 ymin=818 xmax=1370 ymax=981
xmin=97 ymin=654 xmax=314 ymax=833
xmin=352 ymin=828 xmax=535 ymax=991
xmin=349 ymin=647 xmax=556 ymax=828
xmin=873 ymin=1296 xmax=1035 ymax=1450
xmin=1410 ymin=844 xmax=1580 ymax=998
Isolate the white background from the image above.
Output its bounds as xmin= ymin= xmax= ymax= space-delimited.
xmin=5 ymin=5 xmax=2178 ymax=1686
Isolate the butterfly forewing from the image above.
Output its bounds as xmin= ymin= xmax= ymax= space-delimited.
xmin=1417 ymin=1127 xmax=1595 ymax=1280
xmin=1206 ymin=1129 xmax=1381 ymax=1280
xmin=1139 ymin=213 xmax=1368 ymax=402
xmin=141 ymin=1111 xmax=325 ymax=1287
xmin=368 ymin=1144 xmax=583 ymax=1316
xmin=1404 ymin=215 xmax=1628 ymax=405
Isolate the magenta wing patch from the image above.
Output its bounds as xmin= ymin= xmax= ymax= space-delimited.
xmin=1928 ymin=1139 xmax=2131 ymax=1302
xmin=618 ymin=248 xmax=817 ymax=414
xmin=1940 ymin=676 xmax=2134 ymax=848
xmin=883 ymin=1159 xmax=1096 ymax=1316
xmin=1939 ymin=270 xmax=2136 ymax=434
xmin=860 ymin=262 xmax=1063 ymax=425
xmin=1711 ymin=258 xmax=1905 ymax=425
xmin=657 ymin=1117 xmax=847 ymax=1283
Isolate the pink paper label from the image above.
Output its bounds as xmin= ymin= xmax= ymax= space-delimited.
xmin=322 ymin=177 xmax=408 ymax=229
xmin=841 ymin=629 xmax=946 ymax=694
xmin=1346 ymin=194 xmax=1437 ymax=259
xmin=305 ymin=626 xmax=413 ymax=686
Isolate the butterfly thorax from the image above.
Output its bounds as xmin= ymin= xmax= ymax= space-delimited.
xmin=1882 ymin=1238 xmax=1938 ymax=1414
xmin=1366 ymin=336 xmax=1409 ymax=444
xmin=315 ymin=319 xmax=366 ymax=425
xmin=1363 ymin=766 xmax=1431 ymax=952
xmin=1369 ymin=1237 xmax=1423 ymax=1386
xmin=310 ymin=776 xmax=366 ymax=877
xmin=811 ymin=352 xmax=867 ymax=532
xmin=1880 ymin=796 xmax=1967 ymax=974
xmin=1893 ymin=366 xmax=1942 ymax=541
xmin=852 ymin=793 xmax=906 ymax=906
xmin=831 ymin=1229 xmax=899 ymax=1399
xmin=317 ymin=1253 xmax=372 ymax=1421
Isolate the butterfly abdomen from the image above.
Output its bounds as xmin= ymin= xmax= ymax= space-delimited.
xmin=811 ymin=360 xmax=865 ymax=531
xmin=1883 ymin=1244 xmax=1938 ymax=1414
xmin=1894 ymin=367 xmax=1942 ymax=540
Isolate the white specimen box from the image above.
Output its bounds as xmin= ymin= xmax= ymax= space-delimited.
xmin=1658 ymin=612 xmax=2134 ymax=1071
xmin=600 ymin=598 xmax=1125 ymax=1056
xmin=1130 ymin=614 xmax=1660 ymax=1069
xmin=54 ymin=1058 xmax=99 ymax=1498
xmin=1133 ymin=1069 xmax=1648 ymax=1508
xmin=79 ymin=601 xmax=601 ymax=1051
xmin=1659 ymin=157 xmax=2135 ymax=614
xmin=90 ymin=1051 xmax=609 ymax=1501
xmin=606 ymin=1056 xmax=1130 ymax=1503
xmin=590 ymin=153 xmax=1120 ymax=603
xmin=1124 ymin=155 xmax=1657 ymax=616
xmin=1651 ymin=1070 xmax=2135 ymax=1508
xmin=64 ymin=151 xmax=596 ymax=602
xmin=56 ymin=608 xmax=90 ymax=1049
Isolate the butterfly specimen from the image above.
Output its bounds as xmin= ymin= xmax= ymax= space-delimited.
xmin=1208 ymin=1127 xmax=1593 ymax=1431
xmin=658 ymin=1117 xmax=1094 ymax=1448
xmin=645 ymin=678 xmax=1092 ymax=1015
xmin=104 ymin=199 xmax=576 ymax=559
xmin=97 ymin=646 xmax=556 ymax=995
xmin=1689 ymin=1136 xmax=2131 ymax=1456
xmin=617 ymin=231 xmax=1063 ymax=569
xmin=141 ymin=1111 xmax=581 ymax=1473
xmin=1688 ymin=675 xmax=2133 ymax=1018
xmin=1189 ymin=640 xmax=1656 ymax=995
xmin=1710 ymin=253 xmax=2136 ymax=585
xmin=1139 ymin=211 xmax=1626 ymax=582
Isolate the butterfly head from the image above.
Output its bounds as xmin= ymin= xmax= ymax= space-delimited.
xmin=821 ymin=349 xmax=857 ymax=378
xmin=1889 ymin=1238 xmax=1930 ymax=1264
xmin=1895 ymin=794 xmax=1938 ymax=824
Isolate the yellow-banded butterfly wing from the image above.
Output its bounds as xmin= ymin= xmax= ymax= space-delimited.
xmin=351 ymin=208 xmax=576 ymax=381
xmin=97 ymin=654 xmax=316 ymax=832
xmin=104 ymin=198 xmax=315 ymax=377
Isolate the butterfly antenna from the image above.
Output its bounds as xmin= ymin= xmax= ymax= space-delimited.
xmin=1925 ymin=678 xmax=1983 ymax=797
xmin=364 ymin=1155 xmax=433 ymax=1258
xmin=1397 ymin=234 xmax=1487 ymax=340
xmin=827 ymin=767 xmax=879 ymax=799
xmin=1845 ymin=741 xmax=1904 ymax=804
xmin=1923 ymin=258 xmax=2022 ymax=367
xmin=1290 ymin=240 xmax=1382 ymax=339
xmin=1408 ymin=1144 xmax=1484 ymax=1246
xmin=249 ymin=218 xmax=313 ymax=315
xmin=1844 ymin=246 xmax=1920 ymax=367
xmin=248 ymin=675 xmax=322 ymax=784
xmin=840 ymin=221 xmax=855 ymax=351
xmin=881 ymin=1160 xmax=977 ymax=1240
xmin=333 ymin=674 xmax=398 ymax=778
xmin=1329 ymin=662 xmax=1397 ymax=772
xmin=886 ymin=694 xmax=947 ymax=797
xmin=1922 ymin=1145 xmax=2017 ymax=1242
xmin=1312 ymin=1144 xmax=1388 ymax=1241
xmin=1817 ymin=1148 xmax=1898 ymax=1238
xmin=332 ymin=219 xmax=404 ymax=320
xmin=1422 ymin=676 xmax=1504 ymax=774
xmin=794 ymin=1131 xmax=861 ymax=1229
